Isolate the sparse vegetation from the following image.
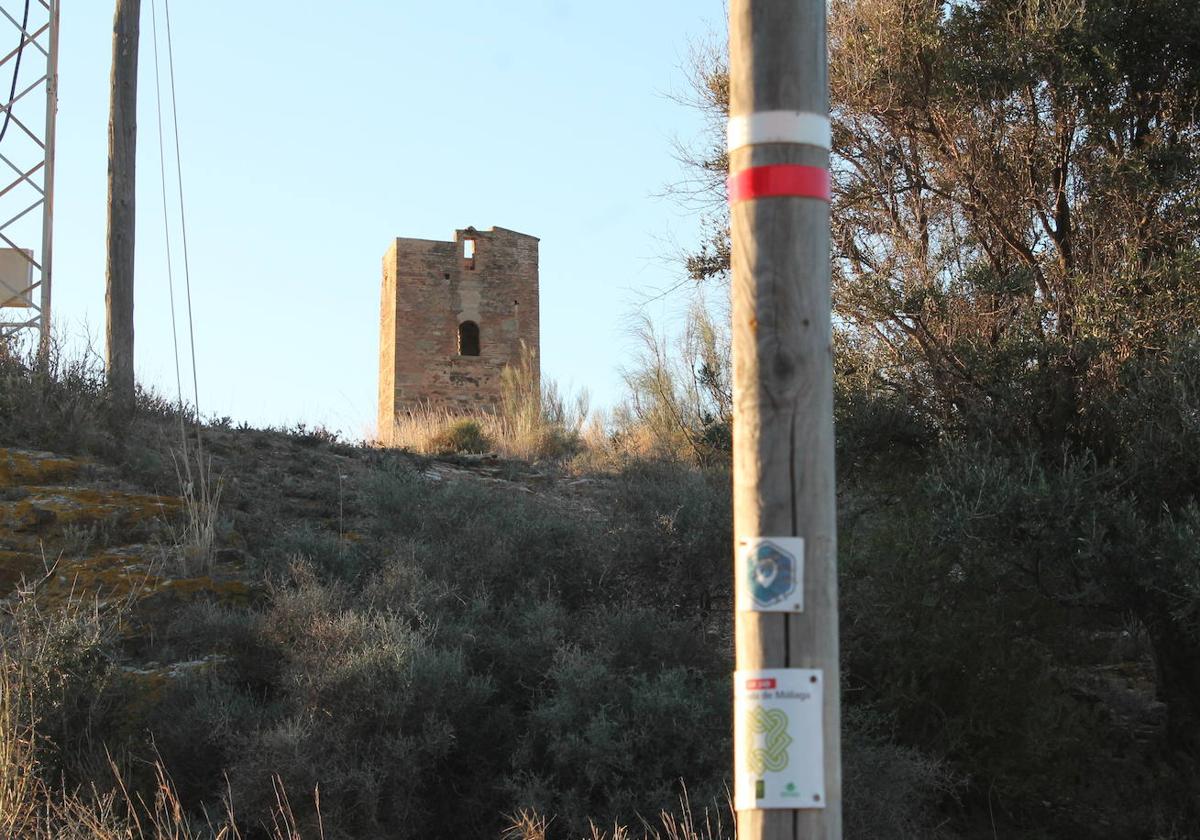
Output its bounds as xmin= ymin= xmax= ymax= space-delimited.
xmin=0 ymin=342 xmax=960 ymax=837
xmin=426 ymin=416 xmax=493 ymax=454
xmin=384 ymin=345 xmax=587 ymax=462
xmin=4 ymin=0 xmax=1199 ymax=835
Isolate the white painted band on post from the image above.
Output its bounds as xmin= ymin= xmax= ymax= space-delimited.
xmin=727 ymin=111 xmax=832 ymax=152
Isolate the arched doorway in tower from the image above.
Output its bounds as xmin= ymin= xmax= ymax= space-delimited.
xmin=458 ymin=320 xmax=480 ymax=356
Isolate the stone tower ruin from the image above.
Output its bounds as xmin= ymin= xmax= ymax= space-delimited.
xmin=377 ymin=226 xmax=539 ymax=438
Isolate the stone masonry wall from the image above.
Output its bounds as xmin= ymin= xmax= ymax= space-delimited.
xmin=378 ymin=226 xmax=539 ymax=438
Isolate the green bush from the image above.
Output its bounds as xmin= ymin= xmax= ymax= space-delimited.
xmin=427 ymin=418 xmax=492 ymax=454
xmin=189 ymin=457 xmax=956 ymax=839
xmin=265 ymin=520 xmax=366 ymax=583
xmin=0 ymin=338 xmax=186 ymax=459
xmin=509 ymin=633 xmax=728 ymax=833
xmin=842 ymin=707 xmax=962 ymax=840
xmin=220 ymin=565 xmax=500 ymax=838
xmin=0 ymin=593 xmax=126 ymax=788
xmin=601 ymin=459 xmax=732 ymax=617
xmin=837 ymin=429 xmax=1200 ymax=834
xmin=167 ymin=463 xmax=739 ymax=838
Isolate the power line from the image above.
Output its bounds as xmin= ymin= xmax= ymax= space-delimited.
xmin=149 ymin=0 xmax=189 ymax=456
xmin=0 ymin=0 xmax=31 ymax=145
xmin=163 ymin=0 xmax=202 ymax=438
xmin=157 ymin=0 xmax=210 ymax=499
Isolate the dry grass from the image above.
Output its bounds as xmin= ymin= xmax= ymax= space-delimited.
xmin=0 ymin=608 xmax=322 ymax=840
xmin=385 ymin=406 xmax=582 ymax=461
xmin=504 ymin=790 xmax=731 ymax=840
xmin=378 ymin=342 xmax=717 ymax=470
xmin=381 ymin=345 xmax=589 ymax=461
xmin=0 ymin=687 xmax=323 ymax=838
xmin=0 ymin=652 xmax=39 ymax=835
xmin=169 ymin=443 xmax=223 ymax=575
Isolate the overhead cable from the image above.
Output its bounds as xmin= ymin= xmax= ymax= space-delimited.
xmin=0 ymin=0 xmax=32 ymax=145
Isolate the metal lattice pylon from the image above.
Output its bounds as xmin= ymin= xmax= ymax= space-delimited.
xmin=0 ymin=0 xmax=58 ymax=359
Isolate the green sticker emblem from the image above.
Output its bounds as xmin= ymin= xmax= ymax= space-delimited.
xmin=747 ymin=707 xmax=792 ymax=774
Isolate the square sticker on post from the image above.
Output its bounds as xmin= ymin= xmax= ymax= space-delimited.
xmin=734 ymin=668 xmax=825 ymax=811
xmin=737 ymin=536 xmax=804 ymax=613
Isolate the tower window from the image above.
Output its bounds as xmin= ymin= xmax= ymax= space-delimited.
xmin=458 ymin=321 xmax=480 ymax=356
xmin=463 ymin=238 xmax=476 ymax=270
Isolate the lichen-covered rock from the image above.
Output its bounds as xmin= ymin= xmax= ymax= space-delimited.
xmin=0 ymin=487 xmax=181 ymax=548
xmin=0 ymin=448 xmax=89 ymax=487
xmin=0 ymin=447 xmax=250 ymax=616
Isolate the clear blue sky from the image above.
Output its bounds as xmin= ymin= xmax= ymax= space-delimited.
xmin=45 ymin=1 xmax=725 ymax=438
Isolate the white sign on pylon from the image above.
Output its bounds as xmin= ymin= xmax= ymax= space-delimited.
xmin=733 ymin=668 xmax=825 ymax=811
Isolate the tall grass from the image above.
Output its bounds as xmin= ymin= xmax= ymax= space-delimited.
xmin=0 ymin=333 xmax=112 ymax=454
xmin=170 ymin=446 xmax=223 ymax=575
xmin=616 ymin=306 xmax=731 ymax=467
xmin=0 ymin=332 xmax=186 ymax=460
xmin=0 ymin=650 xmax=39 ymax=835
xmin=383 ymin=344 xmax=589 ymax=461
xmin=504 ymin=789 xmax=732 ymax=840
xmin=0 ymin=608 xmax=323 ymax=840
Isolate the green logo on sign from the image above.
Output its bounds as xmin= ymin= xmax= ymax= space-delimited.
xmin=747 ymin=707 xmax=791 ymax=774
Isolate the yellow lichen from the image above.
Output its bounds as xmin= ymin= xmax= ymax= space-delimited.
xmin=0 ymin=449 xmax=89 ymax=487
xmin=0 ymin=447 xmax=251 ymax=621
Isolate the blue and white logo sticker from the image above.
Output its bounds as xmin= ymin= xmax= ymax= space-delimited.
xmin=738 ymin=537 xmax=804 ymax=613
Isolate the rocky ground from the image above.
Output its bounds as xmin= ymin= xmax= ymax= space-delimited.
xmin=0 ymin=447 xmax=244 ymax=612
xmin=0 ymin=432 xmax=610 ymax=679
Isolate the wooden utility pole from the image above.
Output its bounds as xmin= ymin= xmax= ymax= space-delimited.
xmin=105 ymin=0 xmax=140 ymax=409
xmin=728 ymin=0 xmax=839 ymax=839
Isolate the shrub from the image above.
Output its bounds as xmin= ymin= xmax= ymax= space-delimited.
xmin=192 ymin=463 xmax=739 ymax=838
xmin=0 ymin=337 xmax=111 ymax=455
xmin=0 ymin=335 xmax=187 ymax=460
xmin=600 ymin=459 xmax=731 ymax=618
xmin=381 ymin=347 xmax=586 ymax=462
xmin=496 ymin=343 xmax=586 ymax=461
xmin=509 ymin=640 xmax=727 ymax=835
xmin=214 ymin=561 xmax=500 ymax=838
xmin=427 ymin=417 xmax=493 ymax=454
xmin=0 ymin=592 xmax=125 ymax=787
xmin=615 ymin=305 xmax=731 ymax=467
xmin=266 ymin=520 xmax=366 ymax=583
xmin=842 ymin=707 xmax=962 ymax=839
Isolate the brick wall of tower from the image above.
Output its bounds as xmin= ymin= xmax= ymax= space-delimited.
xmin=378 ymin=226 xmax=539 ymax=439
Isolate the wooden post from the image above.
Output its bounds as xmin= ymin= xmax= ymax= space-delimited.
xmin=729 ymin=1 xmax=840 ymax=839
xmin=105 ymin=0 xmax=140 ymax=409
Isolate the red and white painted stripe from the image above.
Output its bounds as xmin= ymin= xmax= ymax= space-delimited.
xmin=727 ymin=110 xmax=831 ymax=152
xmin=726 ymin=110 xmax=831 ymax=204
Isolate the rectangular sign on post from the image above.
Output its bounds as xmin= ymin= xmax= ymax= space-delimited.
xmin=0 ymin=249 xmax=33 ymax=308
xmin=737 ymin=536 xmax=805 ymax=613
xmin=734 ymin=668 xmax=825 ymax=811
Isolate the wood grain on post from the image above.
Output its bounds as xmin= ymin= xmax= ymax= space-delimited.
xmin=729 ymin=1 xmax=840 ymax=838
xmin=105 ymin=0 xmax=139 ymax=409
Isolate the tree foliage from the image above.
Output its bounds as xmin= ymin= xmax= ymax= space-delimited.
xmin=674 ymin=0 xmax=1200 ymax=832
xmin=831 ymin=0 xmax=1200 ymax=441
